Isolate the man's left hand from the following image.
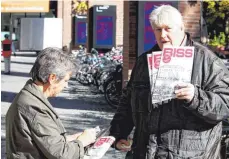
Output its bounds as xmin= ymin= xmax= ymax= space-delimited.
xmin=174 ymin=83 xmax=195 ymax=102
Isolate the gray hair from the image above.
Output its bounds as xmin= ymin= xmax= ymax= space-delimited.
xmin=30 ymin=47 xmax=78 ymax=83
xmin=149 ymin=5 xmax=184 ymax=30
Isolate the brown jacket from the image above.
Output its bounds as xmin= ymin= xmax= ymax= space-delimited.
xmin=6 ymin=80 xmax=84 ymax=159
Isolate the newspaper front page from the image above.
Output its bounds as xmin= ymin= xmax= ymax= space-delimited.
xmin=151 ymin=46 xmax=194 ymax=104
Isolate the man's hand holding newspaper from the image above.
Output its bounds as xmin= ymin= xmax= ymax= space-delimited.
xmin=116 ymin=139 xmax=132 ymax=152
xmin=174 ymin=82 xmax=195 ymax=102
xmin=77 ymin=128 xmax=97 ymax=147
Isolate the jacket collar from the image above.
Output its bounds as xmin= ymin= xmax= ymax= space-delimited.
xmin=185 ymin=32 xmax=194 ymax=46
xmin=23 ymin=79 xmax=59 ymax=117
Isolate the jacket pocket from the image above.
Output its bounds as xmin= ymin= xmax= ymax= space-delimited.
xmin=160 ymin=130 xmax=206 ymax=158
xmin=131 ymin=82 xmax=151 ymax=113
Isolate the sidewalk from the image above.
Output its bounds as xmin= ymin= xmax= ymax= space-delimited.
xmin=1 ymin=55 xmax=126 ymax=158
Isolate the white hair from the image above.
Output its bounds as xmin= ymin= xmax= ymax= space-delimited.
xmin=149 ymin=5 xmax=184 ymax=30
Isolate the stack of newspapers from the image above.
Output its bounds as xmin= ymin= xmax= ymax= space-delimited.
xmin=84 ymin=136 xmax=115 ymax=159
xmin=147 ymin=46 xmax=194 ymax=104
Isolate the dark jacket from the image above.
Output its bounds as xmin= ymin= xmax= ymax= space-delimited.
xmin=110 ymin=35 xmax=229 ymax=159
xmin=6 ymin=80 xmax=84 ymax=159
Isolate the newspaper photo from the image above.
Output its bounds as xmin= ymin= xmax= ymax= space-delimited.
xmin=151 ymin=46 xmax=194 ymax=104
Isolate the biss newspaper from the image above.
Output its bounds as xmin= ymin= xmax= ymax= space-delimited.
xmin=147 ymin=46 xmax=194 ymax=104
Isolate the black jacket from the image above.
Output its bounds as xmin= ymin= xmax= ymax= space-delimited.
xmin=110 ymin=35 xmax=229 ymax=159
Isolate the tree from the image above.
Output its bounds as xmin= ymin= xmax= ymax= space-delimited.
xmin=72 ymin=0 xmax=88 ymax=16
xmin=203 ymin=0 xmax=229 ymax=40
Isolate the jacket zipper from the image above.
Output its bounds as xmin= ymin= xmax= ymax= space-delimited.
xmin=156 ymin=106 xmax=163 ymax=146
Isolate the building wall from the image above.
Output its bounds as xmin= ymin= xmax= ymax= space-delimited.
xmin=179 ymin=1 xmax=201 ymax=39
xmin=122 ymin=1 xmax=138 ymax=81
xmin=57 ymin=0 xmax=72 ymax=50
xmin=122 ymin=1 xmax=130 ymax=82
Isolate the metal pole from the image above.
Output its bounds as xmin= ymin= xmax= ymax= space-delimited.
xmin=9 ymin=13 xmax=13 ymax=40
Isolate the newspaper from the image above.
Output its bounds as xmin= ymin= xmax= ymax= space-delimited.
xmin=84 ymin=136 xmax=115 ymax=159
xmin=147 ymin=54 xmax=153 ymax=89
xmin=151 ymin=52 xmax=162 ymax=92
xmin=151 ymin=46 xmax=194 ymax=104
xmin=147 ymin=51 xmax=162 ymax=92
xmin=84 ymin=126 xmax=115 ymax=159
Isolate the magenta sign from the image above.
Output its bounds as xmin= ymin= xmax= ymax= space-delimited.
xmin=96 ymin=16 xmax=113 ymax=46
xmin=76 ymin=21 xmax=87 ymax=44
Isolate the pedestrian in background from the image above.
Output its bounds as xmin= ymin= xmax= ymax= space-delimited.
xmin=6 ymin=47 xmax=97 ymax=159
xmin=109 ymin=5 xmax=229 ymax=158
xmin=1 ymin=34 xmax=15 ymax=74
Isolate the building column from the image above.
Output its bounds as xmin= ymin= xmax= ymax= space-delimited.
xmin=122 ymin=1 xmax=138 ymax=83
xmin=57 ymin=0 xmax=72 ymax=51
xmin=179 ymin=1 xmax=201 ymax=39
xmin=122 ymin=1 xmax=130 ymax=83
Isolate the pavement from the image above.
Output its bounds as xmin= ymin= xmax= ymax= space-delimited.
xmin=1 ymin=54 xmax=126 ymax=158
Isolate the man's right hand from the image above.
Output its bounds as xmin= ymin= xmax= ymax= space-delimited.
xmin=115 ymin=139 xmax=131 ymax=152
xmin=77 ymin=129 xmax=96 ymax=147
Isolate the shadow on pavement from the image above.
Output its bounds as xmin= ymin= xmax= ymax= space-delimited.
xmin=59 ymin=113 xmax=112 ymax=132
xmin=49 ymin=95 xmax=114 ymax=112
xmin=11 ymin=61 xmax=34 ymax=65
xmin=1 ymin=137 xmax=6 ymax=159
xmin=1 ymin=90 xmax=114 ymax=112
xmin=48 ymin=78 xmax=115 ymax=111
xmin=1 ymin=71 xmax=30 ymax=78
xmin=1 ymin=91 xmax=17 ymax=103
xmin=14 ymin=53 xmax=37 ymax=57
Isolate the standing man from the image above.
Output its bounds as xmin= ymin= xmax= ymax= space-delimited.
xmin=2 ymin=34 xmax=15 ymax=74
xmin=110 ymin=5 xmax=229 ymax=158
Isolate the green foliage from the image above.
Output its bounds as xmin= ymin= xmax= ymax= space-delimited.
xmin=208 ymin=32 xmax=226 ymax=47
xmin=203 ymin=0 xmax=229 ymax=46
xmin=204 ymin=0 xmax=229 ymax=22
